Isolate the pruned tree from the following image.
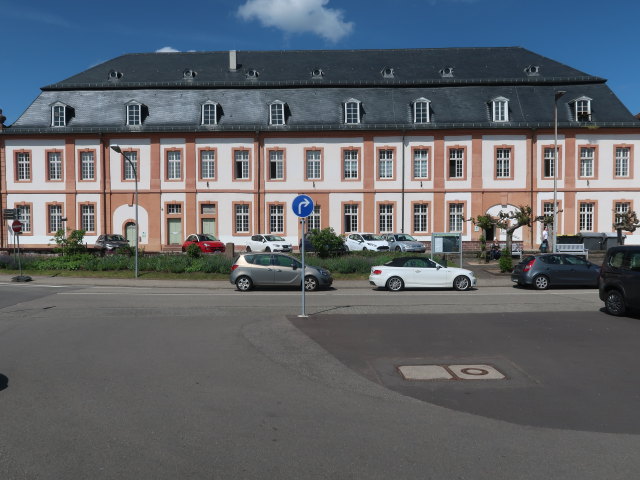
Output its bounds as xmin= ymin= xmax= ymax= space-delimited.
xmin=495 ymin=205 xmax=537 ymax=254
xmin=613 ymin=210 xmax=640 ymax=245
xmin=469 ymin=214 xmax=497 ymax=256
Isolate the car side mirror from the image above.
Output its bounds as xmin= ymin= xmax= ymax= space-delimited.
xmin=292 ymin=264 xmax=298 ymax=270
xmin=436 ymin=265 xmax=441 ymax=270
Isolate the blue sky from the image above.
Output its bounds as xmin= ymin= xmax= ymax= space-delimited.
xmin=2 ymin=0 xmax=639 ymax=125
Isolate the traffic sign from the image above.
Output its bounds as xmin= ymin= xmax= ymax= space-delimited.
xmin=3 ymin=208 xmax=16 ymax=220
xmin=11 ymin=219 xmax=23 ymax=233
xmin=292 ymin=194 xmax=314 ymax=218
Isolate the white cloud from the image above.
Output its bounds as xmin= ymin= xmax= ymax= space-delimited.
xmin=237 ymin=0 xmax=353 ymax=43
xmin=156 ymin=46 xmax=180 ymax=53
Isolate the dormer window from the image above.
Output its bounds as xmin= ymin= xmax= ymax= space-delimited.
xmin=311 ymin=68 xmax=324 ymax=79
xmin=269 ymin=101 xmax=286 ymax=126
xmin=439 ymin=67 xmax=454 ymax=78
xmin=491 ymin=96 xmax=509 ymax=122
xmin=573 ymin=96 xmax=592 ymax=122
xmin=245 ymin=69 xmax=260 ymax=79
xmin=201 ymin=101 xmax=218 ymax=125
xmin=381 ymin=67 xmax=395 ymax=78
xmin=183 ymin=69 xmax=197 ymax=79
xmin=126 ymin=101 xmax=147 ymax=126
xmin=344 ymin=99 xmax=361 ymax=124
xmin=524 ymin=65 xmax=540 ymax=76
xmin=413 ymin=98 xmax=430 ymax=124
xmin=51 ymin=102 xmax=73 ymax=127
xmin=108 ymin=70 xmax=123 ymax=81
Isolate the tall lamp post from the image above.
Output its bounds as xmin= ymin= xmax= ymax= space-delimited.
xmin=111 ymin=145 xmax=138 ymax=278
xmin=552 ymin=90 xmax=566 ymax=253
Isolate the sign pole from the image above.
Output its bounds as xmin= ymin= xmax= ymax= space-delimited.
xmin=300 ymin=218 xmax=307 ymax=318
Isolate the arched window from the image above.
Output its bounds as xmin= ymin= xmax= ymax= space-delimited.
xmin=491 ymin=96 xmax=509 ymax=122
xmin=344 ymin=99 xmax=361 ymax=124
xmin=413 ymin=98 xmax=431 ymax=124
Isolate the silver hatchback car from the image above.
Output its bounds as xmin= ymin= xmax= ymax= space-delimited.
xmin=230 ymin=253 xmax=333 ymax=292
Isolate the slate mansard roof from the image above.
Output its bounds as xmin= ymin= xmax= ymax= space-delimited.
xmin=6 ymin=47 xmax=639 ymax=134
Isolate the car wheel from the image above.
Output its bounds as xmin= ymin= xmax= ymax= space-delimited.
xmin=453 ymin=275 xmax=471 ymax=291
xmin=265 ymin=247 xmax=271 ymax=252
xmin=533 ymin=274 xmax=550 ymax=290
xmin=235 ymin=276 xmax=253 ymax=292
xmin=304 ymin=275 xmax=319 ymax=292
xmin=246 ymin=246 xmax=252 ymax=252
xmin=386 ymin=276 xmax=404 ymax=292
xmin=362 ymin=247 xmax=367 ymax=251
xmin=605 ymin=290 xmax=626 ymax=316
xmin=395 ymin=246 xmax=401 ymax=252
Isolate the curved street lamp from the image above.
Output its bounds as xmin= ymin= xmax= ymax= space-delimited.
xmin=110 ymin=145 xmax=138 ymax=278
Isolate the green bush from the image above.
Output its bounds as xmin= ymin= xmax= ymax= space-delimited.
xmin=499 ymin=249 xmax=513 ymax=272
xmin=308 ymin=227 xmax=346 ymax=258
xmin=186 ymin=243 xmax=201 ymax=258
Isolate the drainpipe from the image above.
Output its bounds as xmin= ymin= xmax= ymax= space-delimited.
xmin=401 ymin=131 xmax=406 ymax=233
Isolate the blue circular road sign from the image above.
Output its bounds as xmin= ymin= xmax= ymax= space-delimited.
xmin=292 ymin=194 xmax=314 ymax=218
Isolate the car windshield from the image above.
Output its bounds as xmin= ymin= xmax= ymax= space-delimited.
xmin=395 ymin=234 xmax=416 ymax=241
xmin=106 ymin=235 xmax=125 ymax=241
xmin=264 ymin=235 xmax=285 ymax=242
xmin=362 ymin=234 xmax=384 ymax=241
xmin=199 ymin=234 xmax=218 ymax=241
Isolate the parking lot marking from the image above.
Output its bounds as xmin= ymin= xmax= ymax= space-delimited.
xmin=398 ymin=365 xmax=453 ymax=381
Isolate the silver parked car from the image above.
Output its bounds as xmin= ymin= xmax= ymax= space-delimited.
xmin=230 ymin=253 xmax=333 ymax=291
xmin=382 ymin=233 xmax=426 ymax=253
xmin=511 ymin=253 xmax=600 ymax=290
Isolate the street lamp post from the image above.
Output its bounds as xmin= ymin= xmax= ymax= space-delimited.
xmin=552 ymin=90 xmax=566 ymax=253
xmin=110 ymin=145 xmax=138 ymax=278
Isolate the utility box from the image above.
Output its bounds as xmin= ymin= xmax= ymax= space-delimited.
xmin=580 ymin=232 xmax=605 ymax=251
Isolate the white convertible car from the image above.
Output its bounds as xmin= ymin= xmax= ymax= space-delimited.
xmin=369 ymin=256 xmax=477 ymax=291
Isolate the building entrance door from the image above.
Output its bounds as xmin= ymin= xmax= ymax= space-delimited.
xmin=125 ymin=222 xmax=136 ymax=245
xmin=168 ymin=218 xmax=182 ymax=245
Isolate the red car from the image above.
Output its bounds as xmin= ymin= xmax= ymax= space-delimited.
xmin=182 ymin=234 xmax=225 ymax=253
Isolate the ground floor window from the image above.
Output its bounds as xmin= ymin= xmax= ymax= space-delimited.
xmin=344 ymin=204 xmax=358 ymax=232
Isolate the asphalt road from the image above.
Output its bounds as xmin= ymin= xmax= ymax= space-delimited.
xmin=0 ymin=273 xmax=639 ymax=479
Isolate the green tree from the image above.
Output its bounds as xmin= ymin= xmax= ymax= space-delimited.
xmin=470 ymin=214 xmax=497 ymax=259
xmin=51 ymin=229 xmax=87 ymax=256
xmin=308 ymin=227 xmax=345 ymax=258
xmin=495 ymin=205 xmax=537 ymax=257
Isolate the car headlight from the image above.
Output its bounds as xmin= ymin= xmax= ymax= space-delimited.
xmin=367 ymin=243 xmax=376 ymax=247
xmin=319 ymin=269 xmax=330 ymax=276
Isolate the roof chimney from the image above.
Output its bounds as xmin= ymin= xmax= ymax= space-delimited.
xmin=229 ymin=50 xmax=237 ymax=71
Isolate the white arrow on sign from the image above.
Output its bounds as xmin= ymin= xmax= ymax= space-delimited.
xmin=297 ymin=197 xmax=310 ymax=216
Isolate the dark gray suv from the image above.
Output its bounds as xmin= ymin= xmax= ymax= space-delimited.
xmin=599 ymin=245 xmax=640 ymax=316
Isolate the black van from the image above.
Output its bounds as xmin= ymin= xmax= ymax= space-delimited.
xmin=599 ymin=245 xmax=640 ymax=316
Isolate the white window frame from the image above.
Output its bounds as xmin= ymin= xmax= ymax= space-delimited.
xmin=413 ymin=204 xmax=429 ymax=232
xmin=81 ymin=204 xmax=95 ymax=232
xmin=344 ymin=99 xmax=361 ymax=124
xmin=344 ymin=204 xmax=359 ymax=232
xmin=123 ymin=151 xmax=138 ymax=180
xmin=47 ymin=152 xmax=62 ymax=180
xmin=235 ymin=204 xmax=250 ymax=233
xmin=269 ymin=101 xmax=285 ymax=125
xmin=201 ymin=102 xmax=218 ymax=125
xmin=167 ymin=151 xmax=181 ymax=180
xmin=234 ymin=151 xmax=250 ymax=180
xmin=449 ymin=149 xmax=464 ymax=178
xmin=305 ymin=150 xmax=321 ymax=180
xmin=17 ymin=205 xmax=31 ymax=232
xmin=308 ymin=206 xmax=321 ymax=231
xmin=200 ymin=150 xmax=215 ymax=179
xmin=269 ymin=150 xmax=284 ymax=180
xmin=449 ymin=203 xmax=464 ymax=232
xmin=17 ymin=152 xmax=30 ymax=180
xmin=580 ymin=147 xmax=595 ymax=177
xmin=615 ymin=147 xmax=630 ymax=177
xmin=579 ymin=202 xmax=594 ymax=231
xmin=543 ymin=147 xmax=556 ymax=178
xmin=496 ymin=148 xmax=511 ymax=178
xmin=378 ymin=149 xmax=394 ymax=179
xmin=269 ymin=204 xmax=284 ymax=233
xmin=413 ymin=149 xmax=429 ymax=178
xmin=343 ymin=150 xmax=359 ymax=179
xmin=574 ymin=97 xmax=592 ymax=122
xmin=81 ymin=151 xmax=95 ymax=180
xmin=126 ymin=103 xmax=142 ymax=125
xmin=492 ymin=97 xmax=509 ymax=122
xmin=379 ymin=204 xmax=393 ymax=233
xmin=167 ymin=204 xmax=182 ymax=214
xmin=49 ymin=205 xmax=63 ymax=233
xmin=413 ymin=98 xmax=430 ymax=123
xmin=52 ymin=104 xmax=66 ymax=127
